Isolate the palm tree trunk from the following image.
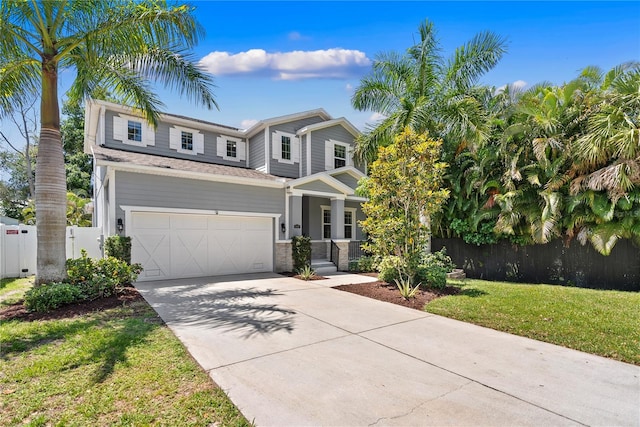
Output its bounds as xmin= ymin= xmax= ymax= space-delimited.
xmin=35 ymin=60 xmax=67 ymax=285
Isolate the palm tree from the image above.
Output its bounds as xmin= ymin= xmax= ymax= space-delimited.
xmin=0 ymin=0 xmax=217 ymax=283
xmin=351 ymin=19 xmax=507 ymax=163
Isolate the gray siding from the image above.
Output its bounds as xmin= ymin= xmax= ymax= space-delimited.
xmin=296 ymin=181 xmax=343 ymax=194
xmin=269 ymin=116 xmax=325 ymax=178
xmin=104 ymin=110 xmax=248 ymax=167
xmin=248 ymin=131 xmax=265 ymax=170
xmin=310 ymin=125 xmax=356 ymax=175
xmin=114 ymin=171 xmax=286 ymax=235
xmin=332 ymin=172 xmax=360 ymax=190
xmin=301 ymin=134 xmax=307 ymax=176
xmin=346 ymin=200 xmax=366 ymax=241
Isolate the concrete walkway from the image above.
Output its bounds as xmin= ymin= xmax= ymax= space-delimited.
xmin=135 ymin=273 xmax=640 ymax=426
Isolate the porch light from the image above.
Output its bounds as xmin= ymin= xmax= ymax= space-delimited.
xmin=281 ymin=223 xmax=286 ymax=233
xmin=117 ymin=218 xmax=124 ymax=232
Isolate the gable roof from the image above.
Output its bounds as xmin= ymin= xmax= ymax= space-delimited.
xmin=296 ymin=117 xmax=361 ymax=138
xmin=243 ymin=108 xmax=332 ymax=138
xmin=91 ymin=146 xmax=286 ymax=187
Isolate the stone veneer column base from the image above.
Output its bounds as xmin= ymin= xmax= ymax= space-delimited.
xmin=275 ymin=241 xmax=293 ymax=273
xmin=334 ymin=240 xmax=350 ymax=271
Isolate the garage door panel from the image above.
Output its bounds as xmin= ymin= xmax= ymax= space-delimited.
xmin=131 ymin=212 xmax=273 ymax=281
xmin=171 ymin=231 xmax=209 ymax=278
xmin=133 ymin=232 xmax=171 ymax=279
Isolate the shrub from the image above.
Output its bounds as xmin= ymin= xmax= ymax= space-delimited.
xmin=395 ymin=276 xmax=421 ymax=299
xmin=66 ymin=249 xmax=94 ymax=285
xmin=291 ymin=235 xmax=311 ymax=272
xmin=297 ymin=265 xmax=315 ymax=281
xmin=356 ymin=256 xmax=376 ymax=272
xmin=95 ymin=257 xmax=143 ymax=287
xmin=377 ymin=256 xmax=406 ymax=283
xmin=24 ymin=282 xmax=84 ymax=312
xmin=415 ymin=248 xmax=455 ymax=289
xmin=104 ymin=235 xmax=132 ymax=264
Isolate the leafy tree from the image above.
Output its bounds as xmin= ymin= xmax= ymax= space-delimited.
xmin=61 ymin=98 xmax=92 ymax=196
xmin=0 ymin=0 xmax=217 ymax=284
xmin=359 ymin=128 xmax=449 ymax=283
xmin=351 ymin=20 xmax=507 ymax=163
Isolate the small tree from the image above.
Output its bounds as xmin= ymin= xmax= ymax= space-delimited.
xmin=359 ymin=128 xmax=449 ymax=283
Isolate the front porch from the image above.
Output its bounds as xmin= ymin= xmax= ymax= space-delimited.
xmin=277 ymin=166 xmax=368 ymax=272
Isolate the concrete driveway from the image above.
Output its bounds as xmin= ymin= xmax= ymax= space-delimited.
xmin=135 ymin=273 xmax=640 ymax=426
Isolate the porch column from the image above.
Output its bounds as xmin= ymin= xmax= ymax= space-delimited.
xmin=290 ymin=194 xmax=303 ymax=237
xmin=330 ymin=197 xmax=345 ymax=239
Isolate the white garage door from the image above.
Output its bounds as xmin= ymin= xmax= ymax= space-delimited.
xmin=130 ymin=212 xmax=273 ymax=281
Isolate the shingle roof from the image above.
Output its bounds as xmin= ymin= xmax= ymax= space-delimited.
xmin=91 ymin=146 xmax=287 ymax=183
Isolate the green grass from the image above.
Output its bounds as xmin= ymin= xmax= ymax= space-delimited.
xmin=0 ymin=277 xmax=34 ymax=306
xmin=426 ymin=279 xmax=640 ymax=365
xmin=0 ymin=299 xmax=250 ymax=426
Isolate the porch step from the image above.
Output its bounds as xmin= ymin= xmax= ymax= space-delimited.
xmin=311 ymin=259 xmax=337 ymax=275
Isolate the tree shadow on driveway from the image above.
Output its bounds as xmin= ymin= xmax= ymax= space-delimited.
xmin=139 ymin=285 xmax=296 ymax=339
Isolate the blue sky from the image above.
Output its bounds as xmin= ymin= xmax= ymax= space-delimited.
xmin=157 ymin=1 xmax=639 ymax=130
xmin=2 ymin=1 xmax=640 ymax=142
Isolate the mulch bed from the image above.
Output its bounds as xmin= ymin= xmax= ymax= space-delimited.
xmin=334 ymin=279 xmax=460 ymax=310
xmin=0 ymin=287 xmax=143 ymax=322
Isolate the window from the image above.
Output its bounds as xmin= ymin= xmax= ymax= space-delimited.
xmin=113 ymin=115 xmax=155 ymax=147
xmin=226 ymin=140 xmax=237 ymax=158
xmin=323 ymin=208 xmax=332 ymax=239
xmin=181 ymin=131 xmax=193 ymax=151
xmin=169 ymin=125 xmax=203 ymax=155
xmin=281 ymin=136 xmax=291 ymax=161
xmin=127 ymin=121 xmax=142 ymax=142
xmin=334 ymin=144 xmax=347 ymax=168
xmin=272 ymin=130 xmax=299 ymax=164
xmin=325 ymin=140 xmax=351 ymax=170
xmin=217 ymin=135 xmax=245 ymax=161
xmin=344 ymin=211 xmax=353 ymax=239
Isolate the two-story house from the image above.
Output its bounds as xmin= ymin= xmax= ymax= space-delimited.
xmin=84 ymin=99 xmax=367 ymax=281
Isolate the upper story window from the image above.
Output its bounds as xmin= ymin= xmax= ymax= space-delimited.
xmin=181 ymin=131 xmax=193 ymax=151
xmin=227 ymin=140 xmax=237 ymax=158
xmin=281 ymin=136 xmax=291 ymax=161
xmin=217 ymin=135 xmax=246 ymax=162
xmin=334 ymin=144 xmax=347 ymax=169
xmin=127 ymin=121 xmax=142 ymax=142
xmin=272 ymin=130 xmax=299 ymax=164
xmin=325 ymin=139 xmax=351 ymax=171
xmin=113 ymin=114 xmax=155 ymax=147
xmin=169 ymin=125 xmax=203 ymax=155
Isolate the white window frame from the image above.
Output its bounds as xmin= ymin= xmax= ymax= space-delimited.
xmin=113 ymin=114 xmax=155 ymax=147
xmin=320 ymin=205 xmax=357 ymax=240
xmin=321 ymin=206 xmax=332 ymax=240
xmin=181 ymin=130 xmax=194 ymax=151
xmin=217 ymin=135 xmax=246 ymax=162
xmin=344 ymin=209 xmax=356 ymax=239
xmin=170 ymin=125 xmax=204 ymax=155
xmin=325 ymin=139 xmax=352 ymax=171
xmin=272 ymin=130 xmax=299 ymax=164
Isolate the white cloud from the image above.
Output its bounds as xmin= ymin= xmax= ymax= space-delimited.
xmin=240 ymin=119 xmax=259 ymax=129
xmin=288 ymin=31 xmax=305 ymax=41
xmin=495 ymin=79 xmax=528 ymax=95
xmin=199 ymin=48 xmax=371 ymax=80
xmin=345 ymin=83 xmax=353 ymax=91
xmin=368 ymin=112 xmax=386 ymax=122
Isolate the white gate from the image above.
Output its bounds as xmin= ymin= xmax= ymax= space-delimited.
xmin=0 ymin=225 xmax=103 ymax=279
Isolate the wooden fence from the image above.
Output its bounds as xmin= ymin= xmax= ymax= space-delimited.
xmin=432 ymin=238 xmax=640 ymax=291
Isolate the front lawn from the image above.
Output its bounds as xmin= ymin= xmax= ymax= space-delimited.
xmin=0 ymin=291 xmax=249 ymax=426
xmin=0 ymin=277 xmax=34 ymax=306
xmin=427 ymin=279 xmax=640 ymax=365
